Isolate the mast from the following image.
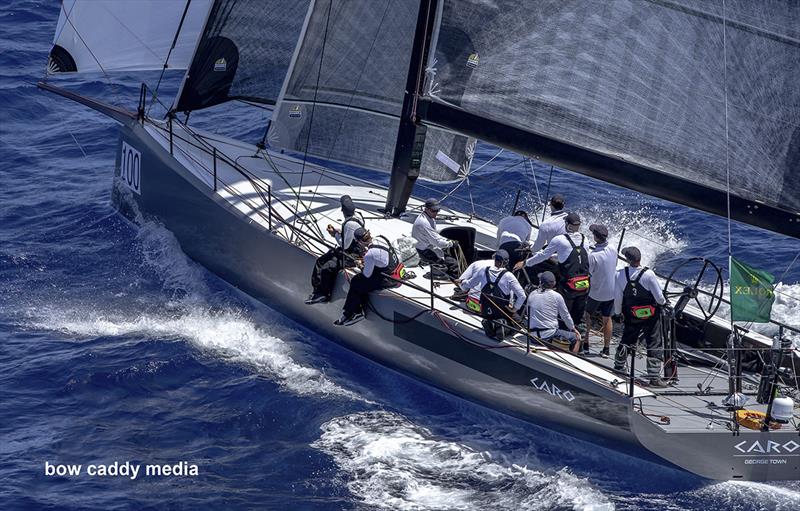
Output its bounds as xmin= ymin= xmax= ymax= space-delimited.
xmin=384 ymin=0 xmax=439 ymax=216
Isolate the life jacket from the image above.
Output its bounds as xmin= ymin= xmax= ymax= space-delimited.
xmin=558 ymin=234 xmax=590 ymax=297
xmin=371 ymin=236 xmax=406 ymax=283
xmin=622 ymin=266 xmax=658 ymax=323
xmin=479 ymin=267 xmax=510 ymax=320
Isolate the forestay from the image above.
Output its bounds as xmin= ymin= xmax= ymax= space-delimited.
xmin=267 ymin=0 xmax=474 ymax=182
xmin=174 ymin=0 xmax=312 ymax=112
xmin=48 ymin=0 xmax=212 ymax=74
xmin=421 ymin=0 xmax=800 ymax=236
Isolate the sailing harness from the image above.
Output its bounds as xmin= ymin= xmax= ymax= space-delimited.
xmin=622 ymin=267 xmax=658 ymax=323
xmin=479 ymin=268 xmax=511 ymax=320
xmin=371 ymin=235 xmax=407 ymax=283
xmin=559 ymin=234 xmax=590 ymax=296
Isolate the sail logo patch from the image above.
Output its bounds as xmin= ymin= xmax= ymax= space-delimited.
xmin=288 ymin=105 xmax=302 ymax=119
xmin=530 ymin=377 xmax=575 ymax=402
xmin=466 ymin=53 xmax=479 ymax=68
xmin=214 ymin=58 xmax=226 ymax=72
xmin=120 ymin=141 xmax=141 ymax=195
xmin=734 ymin=440 xmax=800 ymax=454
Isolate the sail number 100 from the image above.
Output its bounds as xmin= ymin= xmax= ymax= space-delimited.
xmin=120 ymin=141 xmax=141 ymax=195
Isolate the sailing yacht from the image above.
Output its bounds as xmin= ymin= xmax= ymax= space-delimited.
xmin=41 ymin=0 xmax=800 ymax=481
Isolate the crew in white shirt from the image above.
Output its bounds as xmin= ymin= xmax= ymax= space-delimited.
xmin=452 ymin=258 xmax=494 ymax=301
xmin=583 ymin=224 xmax=617 ymax=357
xmin=411 ymin=198 xmax=459 ymax=278
xmin=612 ymin=246 xmax=669 ymax=387
xmin=530 ymin=194 xmax=568 ymax=252
xmin=496 ymin=210 xmax=534 ymax=269
xmin=526 ymin=271 xmax=581 ymax=353
xmin=460 ymin=250 xmax=526 ymax=339
xmin=516 ymin=212 xmax=590 ymax=328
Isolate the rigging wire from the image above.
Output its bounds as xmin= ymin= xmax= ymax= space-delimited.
xmin=148 ymin=0 xmax=193 ymax=116
xmin=56 ymin=1 xmax=121 ymax=105
xmin=293 ymin=0 xmax=334 ymax=240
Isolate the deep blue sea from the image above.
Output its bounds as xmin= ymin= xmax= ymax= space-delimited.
xmin=2 ymin=2 xmax=799 ymax=510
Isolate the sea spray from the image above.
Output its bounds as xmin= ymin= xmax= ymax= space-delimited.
xmin=312 ymin=411 xmax=614 ymax=511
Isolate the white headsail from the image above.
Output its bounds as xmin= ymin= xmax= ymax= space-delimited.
xmin=49 ymin=0 xmax=213 ymax=74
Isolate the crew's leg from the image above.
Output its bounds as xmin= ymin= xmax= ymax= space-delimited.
xmin=614 ymin=323 xmax=640 ymax=371
xmin=342 ymin=274 xmax=368 ymax=317
xmin=642 ymin=316 xmax=664 ymax=378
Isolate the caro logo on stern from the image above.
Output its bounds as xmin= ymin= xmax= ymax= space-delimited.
xmin=734 ymin=439 xmax=800 ymax=454
xmin=530 ymin=377 xmax=576 ymax=402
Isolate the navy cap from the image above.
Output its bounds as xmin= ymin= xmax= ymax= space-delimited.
xmin=353 ymin=227 xmax=368 ymax=240
xmin=424 ymin=198 xmax=441 ymax=211
xmin=622 ymin=246 xmax=641 ymax=263
xmin=538 ymin=271 xmax=556 ymax=286
xmin=340 ymin=195 xmax=355 ymax=216
xmin=565 ymin=212 xmax=581 ymax=225
xmin=494 ymin=249 xmax=509 ymax=261
xmin=589 ymin=223 xmax=608 ymax=240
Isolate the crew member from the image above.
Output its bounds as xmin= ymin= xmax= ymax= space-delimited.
xmin=459 ymin=250 xmax=526 ymax=340
xmin=612 ymin=247 xmax=669 ymax=387
xmin=412 ymin=198 xmax=459 ymax=278
xmin=306 ymin=195 xmax=364 ymax=304
xmin=516 ymin=212 xmax=590 ymax=328
xmin=583 ymin=224 xmax=617 ymax=357
xmin=522 ymin=194 xmax=567 ymax=285
xmin=451 ymin=257 xmax=494 ymax=303
xmin=526 ymin=271 xmax=581 ymax=353
xmin=334 ymin=228 xmax=403 ymax=326
xmin=530 ymin=194 xmax=567 ymax=252
xmin=496 ymin=210 xmax=533 ymax=269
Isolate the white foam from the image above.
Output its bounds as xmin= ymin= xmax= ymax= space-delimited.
xmin=32 ymin=306 xmax=359 ymax=399
xmin=691 ymin=481 xmax=800 ymax=509
xmin=529 ymin=203 xmax=687 ymax=268
xmin=312 ymin=411 xmax=613 ymax=511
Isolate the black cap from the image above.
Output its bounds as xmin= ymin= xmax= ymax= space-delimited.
xmin=622 ymin=246 xmax=641 ymax=263
xmin=538 ymin=271 xmax=556 ymax=286
xmin=353 ymin=227 xmax=368 ymax=240
xmin=589 ymin=223 xmax=608 ymax=240
xmin=424 ymin=198 xmax=441 ymax=212
xmin=340 ymin=195 xmax=355 ymax=216
xmin=565 ymin=212 xmax=581 ymax=225
xmin=494 ymin=249 xmax=509 ymax=261
xmin=550 ymin=194 xmax=565 ymax=209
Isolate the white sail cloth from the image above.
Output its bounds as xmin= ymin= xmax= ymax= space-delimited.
xmin=50 ymin=0 xmax=212 ymax=73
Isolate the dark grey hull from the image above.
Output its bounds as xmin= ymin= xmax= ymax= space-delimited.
xmin=108 ymin=119 xmax=800 ymax=482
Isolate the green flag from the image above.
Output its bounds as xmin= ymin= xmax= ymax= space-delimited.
xmin=730 ymin=257 xmax=775 ymax=323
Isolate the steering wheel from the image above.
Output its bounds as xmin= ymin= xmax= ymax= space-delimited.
xmin=662 ymin=257 xmax=724 ymax=323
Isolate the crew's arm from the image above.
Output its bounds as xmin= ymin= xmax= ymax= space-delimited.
xmin=613 ymin=271 xmax=624 ymax=315
xmin=643 ymin=270 xmax=666 ymax=305
xmin=530 ymin=225 xmax=547 ymax=252
xmin=557 ymin=294 xmax=575 ymax=330
xmin=525 ymin=236 xmax=561 ymax=267
xmin=362 ymin=250 xmax=377 ymax=278
xmin=507 ymin=275 xmax=526 ymax=310
xmin=460 ymin=272 xmax=482 ymax=292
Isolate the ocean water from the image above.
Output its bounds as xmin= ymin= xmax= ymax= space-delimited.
xmin=1 ymin=2 xmax=799 ymax=510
